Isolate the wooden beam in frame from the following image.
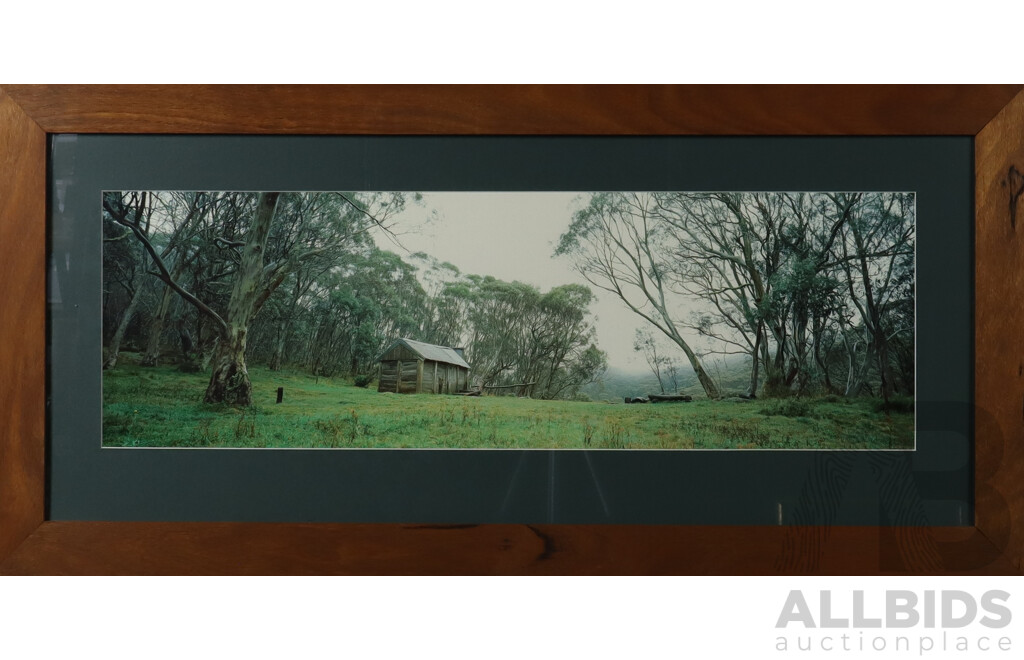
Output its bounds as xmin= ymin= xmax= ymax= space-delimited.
xmin=0 ymin=85 xmax=1021 ymax=575
xmin=0 ymin=87 xmax=47 ymax=565
xmin=975 ymin=90 xmax=1024 ymax=575
xmin=3 ymin=84 xmax=1021 ymax=135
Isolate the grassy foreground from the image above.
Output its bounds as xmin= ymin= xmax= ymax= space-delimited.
xmin=103 ymin=354 xmax=914 ymax=450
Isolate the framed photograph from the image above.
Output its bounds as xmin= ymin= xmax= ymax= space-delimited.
xmin=1 ymin=85 xmax=1022 ymax=574
xmin=96 ymin=185 xmax=917 ymax=452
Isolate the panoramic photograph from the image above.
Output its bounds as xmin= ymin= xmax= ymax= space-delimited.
xmin=101 ymin=190 xmax=915 ymax=449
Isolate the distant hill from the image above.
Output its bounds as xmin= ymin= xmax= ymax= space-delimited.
xmin=582 ymin=355 xmax=753 ymax=401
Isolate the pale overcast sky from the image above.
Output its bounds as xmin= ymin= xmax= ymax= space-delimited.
xmin=373 ymin=192 xmax=660 ymax=372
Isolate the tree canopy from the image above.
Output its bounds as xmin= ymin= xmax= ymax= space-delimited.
xmin=103 ymin=190 xmax=607 ymax=403
xmin=557 ymin=191 xmax=914 ymax=399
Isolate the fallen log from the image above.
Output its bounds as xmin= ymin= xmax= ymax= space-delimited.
xmin=624 ymin=396 xmax=650 ymax=404
xmin=483 ymin=382 xmax=537 ymax=390
xmin=648 ymin=393 xmax=693 ymax=403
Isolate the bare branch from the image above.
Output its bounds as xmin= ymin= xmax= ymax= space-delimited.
xmin=113 ymin=213 xmax=229 ymax=336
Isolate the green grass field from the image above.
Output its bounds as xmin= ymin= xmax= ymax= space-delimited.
xmin=102 ymin=354 xmax=915 ymax=450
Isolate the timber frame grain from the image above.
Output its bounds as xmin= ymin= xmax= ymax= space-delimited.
xmin=1 ymin=85 xmax=1022 ymax=575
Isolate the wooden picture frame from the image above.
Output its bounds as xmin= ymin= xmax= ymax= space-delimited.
xmin=1 ymin=85 xmax=1022 ymax=575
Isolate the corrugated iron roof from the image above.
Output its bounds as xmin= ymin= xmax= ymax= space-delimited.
xmin=384 ymin=338 xmax=471 ymax=369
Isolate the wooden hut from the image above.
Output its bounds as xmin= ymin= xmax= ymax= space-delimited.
xmin=377 ymin=338 xmax=471 ymax=394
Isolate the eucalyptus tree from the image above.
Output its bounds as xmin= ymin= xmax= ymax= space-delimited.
xmin=555 ymin=192 xmax=721 ymax=398
xmin=109 ymin=190 xmax=407 ymax=405
xmin=558 ymin=190 xmax=914 ymax=399
xmin=633 ymin=328 xmax=670 ymax=393
xmin=831 ymin=192 xmax=915 ymax=400
xmin=279 ymin=246 xmax=433 ymax=378
xmin=407 ymin=252 xmax=468 ymax=348
xmin=649 ymin=192 xmax=789 ymax=397
xmin=465 ymin=277 xmax=538 ymax=386
xmin=135 ymin=191 xmax=222 ymax=367
xmin=516 ymin=284 xmax=604 ymax=399
xmin=102 ymin=192 xmax=153 ymax=369
xmin=412 ymin=273 xmax=606 ymax=399
xmin=653 ymin=191 xmax=912 ymax=397
xmin=541 ymin=285 xmax=600 ymax=392
xmin=337 ymin=248 xmax=430 ymax=374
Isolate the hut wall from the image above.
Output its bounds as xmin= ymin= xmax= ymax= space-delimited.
xmin=437 ymin=364 xmax=464 ymax=394
xmin=378 ymin=358 xmax=424 ymax=394
xmin=398 ymin=359 xmax=421 ymax=394
xmin=378 ymin=360 xmax=399 ymax=393
xmin=422 ymin=360 xmax=436 ymax=393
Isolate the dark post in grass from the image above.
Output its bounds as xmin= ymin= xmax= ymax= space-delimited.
xmin=276 ymin=387 xmax=284 ymax=404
